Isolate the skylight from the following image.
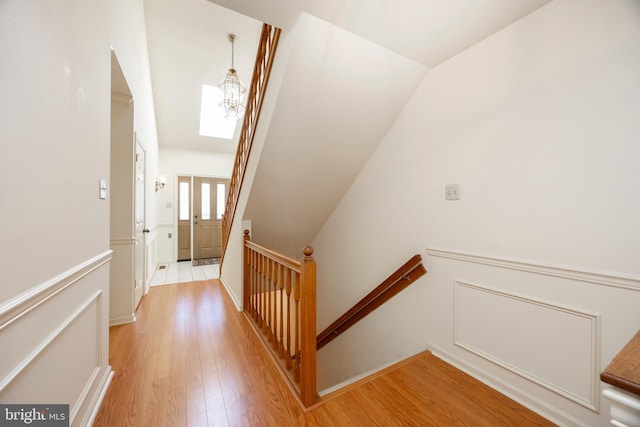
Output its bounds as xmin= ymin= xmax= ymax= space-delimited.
xmin=199 ymin=84 xmax=237 ymax=139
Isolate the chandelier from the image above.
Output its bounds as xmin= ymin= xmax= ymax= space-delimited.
xmin=219 ymin=34 xmax=246 ymax=120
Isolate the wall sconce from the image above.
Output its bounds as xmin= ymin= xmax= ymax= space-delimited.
xmin=155 ymin=175 xmax=166 ymax=192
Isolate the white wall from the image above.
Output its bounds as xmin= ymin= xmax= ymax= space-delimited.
xmin=313 ymin=1 xmax=640 ymax=426
xmin=0 ymin=0 xmax=113 ymax=424
xmin=109 ymin=0 xmax=161 ymax=289
xmin=155 ymin=147 xmax=234 ymax=263
xmin=0 ymin=0 xmax=160 ymax=424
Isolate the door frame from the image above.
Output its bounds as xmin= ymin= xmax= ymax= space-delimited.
xmin=134 ymin=138 xmax=146 ymax=309
xmin=173 ymin=174 xmax=229 ymax=262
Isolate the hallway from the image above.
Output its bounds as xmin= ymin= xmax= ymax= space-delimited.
xmin=93 ymin=279 xmax=553 ymax=426
xmin=149 ymin=261 xmax=220 ymax=286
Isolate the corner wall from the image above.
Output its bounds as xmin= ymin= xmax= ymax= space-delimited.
xmin=0 ymin=0 xmax=113 ymax=425
xmin=0 ymin=0 xmax=160 ymax=424
xmin=109 ymin=0 xmax=161 ymax=289
xmin=312 ymin=1 xmax=640 ymax=425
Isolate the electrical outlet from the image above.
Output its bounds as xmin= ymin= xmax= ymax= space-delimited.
xmin=446 ymin=184 xmax=460 ymax=200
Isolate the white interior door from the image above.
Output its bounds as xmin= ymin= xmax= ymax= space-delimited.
xmin=134 ymin=141 xmax=145 ymax=308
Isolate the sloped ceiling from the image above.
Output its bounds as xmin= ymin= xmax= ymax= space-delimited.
xmin=144 ymin=0 xmax=552 ymax=256
xmin=144 ymin=0 xmax=262 ymax=153
xmin=243 ymin=13 xmax=428 ymax=255
xmin=207 ymin=0 xmax=552 ymax=67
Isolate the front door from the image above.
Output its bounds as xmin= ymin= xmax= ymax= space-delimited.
xmin=134 ymin=141 xmax=145 ymax=308
xmin=177 ymin=176 xmax=228 ymax=261
xmin=194 ymin=177 xmax=219 ymax=259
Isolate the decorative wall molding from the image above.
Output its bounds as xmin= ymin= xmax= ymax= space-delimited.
xmin=111 ymin=92 xmax=132 ymax=104
xmin=0 ymin=290 xmax=103 ymax=395
xmin=109 ymin=314 xmax=136 ymax=327
xmin=110 ymin=237 xmax=135 ymax=246
xmin=426 ymin=248 xmax=640 ymax=291
xmin=454 ymin=280 xmax=601 ymax=411
xmin=0 ymin=251 xmax=112 ymax=331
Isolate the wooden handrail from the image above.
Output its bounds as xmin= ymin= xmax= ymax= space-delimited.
xmin=316 ymin=255 xmax=427 ymax=350
xmin=221 ymin=24 xmax=281 ymax=261
xmin=601 ymin=329 xmax=640 ymax=396
xmin=243 ymin=230 xmax=317 ymax=407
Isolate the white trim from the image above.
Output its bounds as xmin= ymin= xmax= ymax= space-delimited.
xmin=453 ymin=280 xmax=601 ymax=412
xmin=110 ymin=237 xmax=136 ymax=245
xmin=428 ymin=343 xmax=579 ymax=427
xmin=0 ymin=290 xmax=103 ymax=394
xmin=318 ymin=353 xmax=411 ymax=397
xmin=70 ymin=367 xmax=100 ymax=424
xmin=109 ymin=314 xmax=136 ymax=326
xmin=603 ymin=388 xmax=640 ymax=412
xmin=0 ymin=251 xmax=112 ymax=331
xmin=426 ymin=248 xmax=640 ymax=291
xmin=220 ymin=277 xmax=243 ymax=311
xmin=83 ymin=369 xmax=114 ymax=427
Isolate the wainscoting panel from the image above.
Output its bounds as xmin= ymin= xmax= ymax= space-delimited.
xmin=109 ymin=239 xmax=135 ymax=325
xmin=0 ymin=255 xmax=112 ymax=426
xmin=454 ymin=280 xmax=600 ymax=411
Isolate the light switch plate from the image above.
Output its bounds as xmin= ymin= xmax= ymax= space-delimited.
xmin=446 ymin=184 xmax=460 ymax=200
xmin=99 ymin=179 xmax=107 ymax=199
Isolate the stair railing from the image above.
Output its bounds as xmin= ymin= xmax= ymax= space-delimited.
xmin=243 ymin=230 xmax=317 ymax=407
xmin=221 ymin=24 xmax=281 ymax=259
xmin=316 ymin=254 xmax=427 ymax=350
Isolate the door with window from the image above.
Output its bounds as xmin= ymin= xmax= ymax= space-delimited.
xmin=177 ymin=176 xmax=228 ymax=261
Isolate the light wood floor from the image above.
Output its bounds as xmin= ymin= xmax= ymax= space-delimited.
xmin=93 ymin=279 xmax=555 ymax=426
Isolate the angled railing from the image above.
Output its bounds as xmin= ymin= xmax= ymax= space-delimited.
xmin=316 ymin=255 xmax=427 ymax=350
xmin=221 ymin=24 xmax=281 ymax=260
xmin=243 ymin=230 xmax=317 ymax=407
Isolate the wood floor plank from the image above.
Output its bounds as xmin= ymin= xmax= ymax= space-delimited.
xmin=94 ymin=279 xmax=554 ymax=427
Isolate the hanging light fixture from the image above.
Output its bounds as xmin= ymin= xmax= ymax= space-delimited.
xmin=218 ymin=33 xmax=246 ymax=120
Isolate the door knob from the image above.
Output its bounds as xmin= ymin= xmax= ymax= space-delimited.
xmin=143 ymin=229 xmax=150 ymax=233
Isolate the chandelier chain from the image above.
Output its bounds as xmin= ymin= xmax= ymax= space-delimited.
xmin=229 ymin=34 xmax=236 ymax=69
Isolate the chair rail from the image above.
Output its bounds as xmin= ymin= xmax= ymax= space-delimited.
xmin=316 ymin=255 xmax=427 ymax=350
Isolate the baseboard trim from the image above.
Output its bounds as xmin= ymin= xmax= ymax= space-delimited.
xmin=109 ymin=314 xmax=136 ymax=326
xmin=82 ymin=367 xmax=114 ymax=427
xmin=317 ymin=350 xmax=431 ymax=404
xmin=219 ymin=277 xmax=243 ymax=312
xmin=427 ymin=343 xmax=581 ymax=427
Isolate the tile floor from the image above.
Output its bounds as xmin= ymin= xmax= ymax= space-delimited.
xmin=149 ymin=260 xmax=219 ymax=286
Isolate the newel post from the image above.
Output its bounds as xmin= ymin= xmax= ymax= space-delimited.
xmin=299 ymin=246 xmax=317 ymax=406
xmin=243 ymin=230 xmax=251 ymax=311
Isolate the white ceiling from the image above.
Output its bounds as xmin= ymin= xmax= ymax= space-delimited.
xmin=144 ymin=0 xmax=551 ymax=153
xmin=144 ymin=0 xmax=263 ymax=153
xmin=208 ymin=0 xmax=552 ymax=67
xmin=143 ymin=0 xmax=552 ymax=255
